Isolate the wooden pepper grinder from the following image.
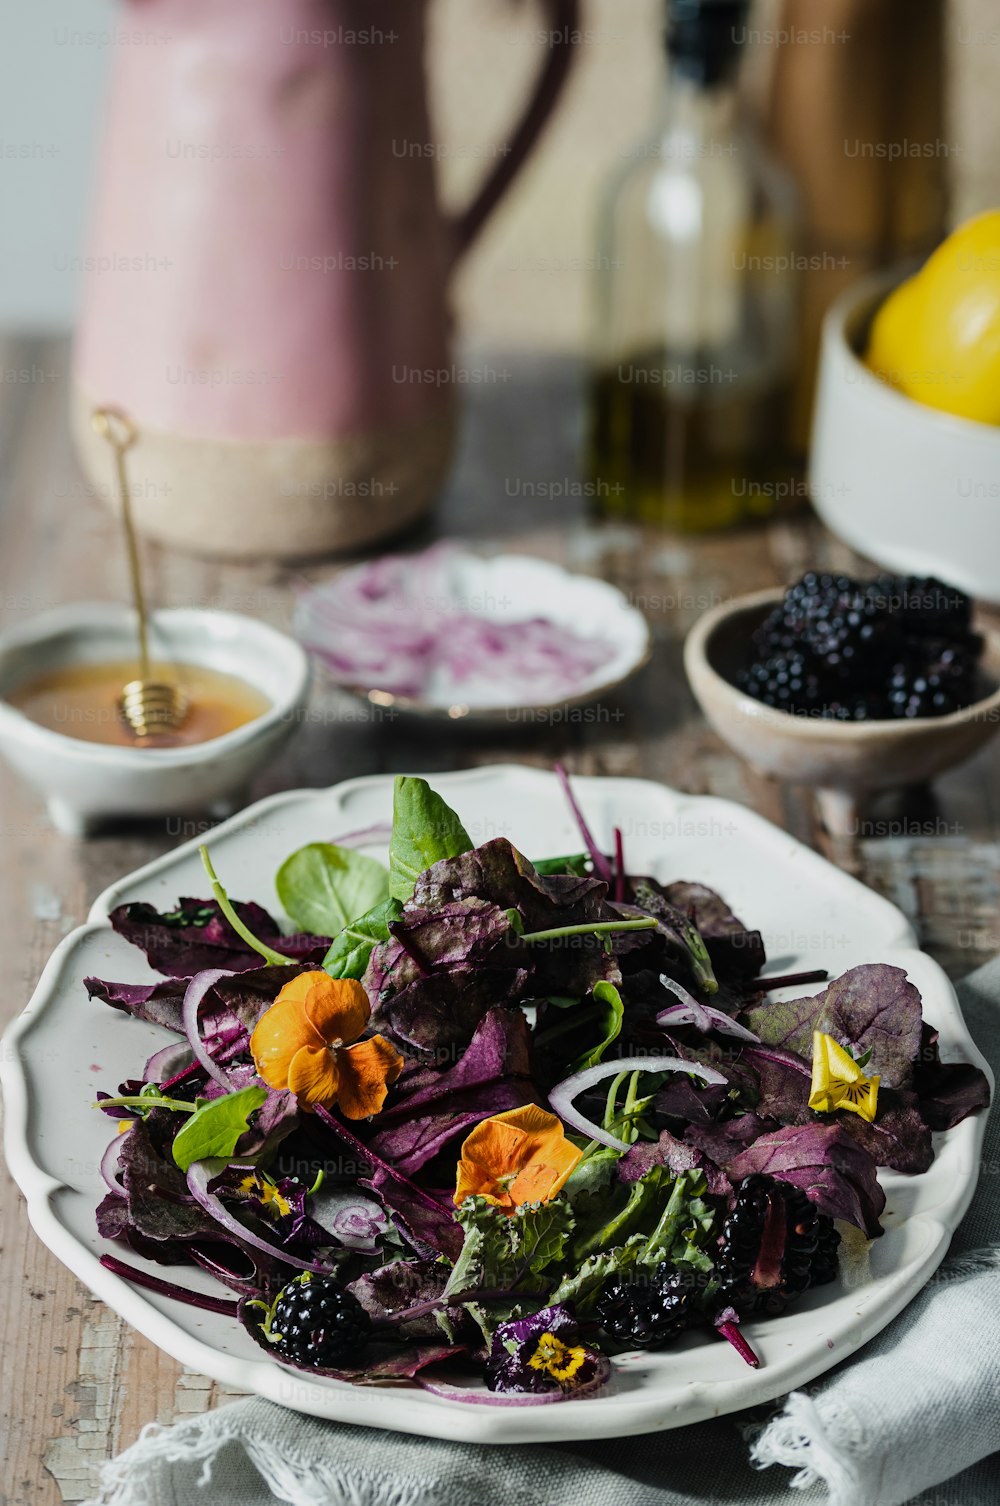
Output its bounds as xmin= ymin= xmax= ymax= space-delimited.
xmin=758 ymin=0 xmax=947 ymax=452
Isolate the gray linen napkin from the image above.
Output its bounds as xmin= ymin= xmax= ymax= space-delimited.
xmin=86 ymin=962 xmax=1000 ymax=1506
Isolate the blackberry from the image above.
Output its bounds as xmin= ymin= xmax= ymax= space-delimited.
xmin=811 ymin=1219 xmax=842 ymax=1288
xmin=737 ymin=650 xmax=822 ymax=713
xmin=597 ymin=1263 xmax=700 ymax=1349
xmin=715 ymin=1174 xmax=839 ymax=1317
xmin=741 ymin=570 xmax=983 ymax=724
xmin=805 ymin=597 xmax=893 ymax=678
xmin=753 ymin=572 xmax=860 ymax=660
xmin=886 ymin=576 xmax=972 ymax=637
xmin=886 ymin=643 xmax=978 ymax=719
xmin=887 ymin=671 xmax=962 ymax=720
xmin=267 ymin=1274 xmax=371 ymax=1368
xmin=841 ymin=692 xmax=891 ymax=722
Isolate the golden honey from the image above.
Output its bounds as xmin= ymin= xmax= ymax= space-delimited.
xmin=7 ymin=660 xmax=270 ymax=748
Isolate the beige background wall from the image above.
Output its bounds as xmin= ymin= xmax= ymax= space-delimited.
xmin=0 ymin=0 xmax=996 ymax=342
xmin=431 ymin=0 xmax=1000 ymax=352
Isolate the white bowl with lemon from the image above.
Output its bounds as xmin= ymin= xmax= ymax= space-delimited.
xmin=810 ymin=212 xmax=1000 ymax=605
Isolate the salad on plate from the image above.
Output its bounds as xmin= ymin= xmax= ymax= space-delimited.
xmin=87 ymin=770 xmax=990 ymax=1403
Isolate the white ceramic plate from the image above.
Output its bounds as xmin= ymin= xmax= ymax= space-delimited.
xmin=295 ymin=551 xmax=652 ymax=721
xmin=1 ymin=767 xmax=991 ymax=1444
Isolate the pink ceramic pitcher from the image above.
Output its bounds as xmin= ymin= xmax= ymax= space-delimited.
xmin=71 ymin=0 xmax=579 ymax=559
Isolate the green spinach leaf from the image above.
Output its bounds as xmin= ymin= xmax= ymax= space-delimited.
xmin=322 ymin=896 xmax=403 ymax=980
xmin=276 ymin=842 xmax=389 ymax=936
xmin=171 ymin=1086 xmax=268 ymax=1172
xmin=532 ymin=853 xmax=591 ymax=877
xmin=388 ymin=776 xmax=472 ymax=902
xmin=568 ymin=980 xmax=625 ymax=1074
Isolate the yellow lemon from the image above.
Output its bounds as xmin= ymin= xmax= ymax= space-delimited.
xmin=865 ymin=209 xmax=1000 ymax=425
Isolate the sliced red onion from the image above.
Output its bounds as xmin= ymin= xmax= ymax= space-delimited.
xmin=295 ymin=545 xmax=616 ymax=707
xmin=549 ymin=1054 xmax=728 ymax=1152
xmin=143 ymin=1040 xmax=195 ymax=1085
xmin=417 ymin=1373 xmax=567 ymax=1406
xmin=100 ymin=1134 xmax=127 ymax=1196
xmin=309 ymin=1188 xmax=390 ymax=1252
xmin=182 ymin=969 xmax=240 ymax=1090
xmin=186 ymin=1160 xmax=333 ymax=1274
xmin=329 ymin=822 xmax=393 ymax=850
xmin=657 ymin=976 xmax=761 ymax=1043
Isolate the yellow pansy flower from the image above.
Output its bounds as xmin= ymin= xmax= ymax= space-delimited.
xmin=528 ymin=1331 xmax=589 ymax=1384
xmin=808 ymin=1031 xmax=880 ymax=1122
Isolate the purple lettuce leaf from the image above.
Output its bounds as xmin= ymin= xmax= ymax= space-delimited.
xmin=377 ymin=1007 xmax=534 ymax=1117
xmin=726 ymin=1123 xmax=886 ymax=1238
xmin=663 ymin=880 xmax=766 ymax=980
xmin=739 ymin=1043 xmax=813 ymax=1123
xmin=662 ymin=880 xmax=748 ymax=938
xmin=365 ymin=898 xmax=528 ymax=1053
xmin=366 ymin=839 xmax=624 ymax=1054
xmin=652 ymin=1075 xmax=731 ymax=1127
xmin=117 ymin=1114 xmax=220 ymax=1243
xmin=108 ymin=897 xmax=330 ymax=978
xmin=737 ymin=1044 xmax=932 ymax=1174
xmin=744 ymin=964 xmax=924 ymax=1090
xmin=85 ymin=964 xmax=310 ymax=1045
xmin=914 ymin=1024 xmax=992 ymax=1131
xmin=657 ymin=1031 xmax=760 ymax=1103
xmin=685 ymin=1113 xmax=776 ymax=1167
xmin=312 ymin=1106 xmax=464 ymax=1261
xmin=96 ymin=1190 xmax=132 ymax=1241
xmin=86 ymin=975 xmax=189 ymax=1033
xmin=834 ymin=1091 xmax=933 ymax=1174
xmin=368 ymin=1009 xmax=539 ymax=1173
xmin=368 ymin=1091 xmax=531 ymax=1179
xmin=411 ymin=838 xmax=608 ymax=933
xmin=99 ymin=1208 xmax=274 ymax=1293
xmin=347 ymin=1258 xmax=470 ymax=1341
xmin=617 ymin=1129 xmax=731 ymax=1197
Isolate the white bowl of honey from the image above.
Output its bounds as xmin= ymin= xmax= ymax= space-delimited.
xmin=0 ymin=605 xmax=310 ymax=834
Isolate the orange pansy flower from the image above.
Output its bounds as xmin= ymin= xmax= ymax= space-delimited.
xmin=454 ymin=1105 xmax=582 ymax=1211
xmin=250 ymin=971 xmax=403 ymax=1119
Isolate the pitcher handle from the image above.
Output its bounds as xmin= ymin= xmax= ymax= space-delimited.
xmin=450 ymin=0 xmax=581 ymax=260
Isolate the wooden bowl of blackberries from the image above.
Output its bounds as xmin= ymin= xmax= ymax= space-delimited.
xmin=685 ymin=572 xmax=1000 ymax=835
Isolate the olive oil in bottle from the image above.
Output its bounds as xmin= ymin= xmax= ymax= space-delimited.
xmin=587 ymin=0 xmax=800 ymax=531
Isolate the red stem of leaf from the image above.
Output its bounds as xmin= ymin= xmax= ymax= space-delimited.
xmin=312 ymin=1104 xmax=449 ymax=1219
xmin=747 ymin=969 xmax=829 ymax=993
xmin=554 ymin=763 xmax=614 ymax=884
xmin=613 ymin=827 xmax=626 ymax=903
xmin=99 ymin=1254 xmax=240 ymax=1316
xmin=716 ymin=1320 xmax=760 ymax=1368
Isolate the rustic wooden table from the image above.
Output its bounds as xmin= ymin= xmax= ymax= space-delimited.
xmin=2 ymin=337 xmax=998 ymax=1502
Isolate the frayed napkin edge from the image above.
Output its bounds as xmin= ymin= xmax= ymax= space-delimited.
xmin=745 ymin=1246 xmax=1000 ymax=1506
xmin=745 ymin=1392 xmax=866 ymax=1506
xmin=83 ymin=1412 xmax=429 ymax=1506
